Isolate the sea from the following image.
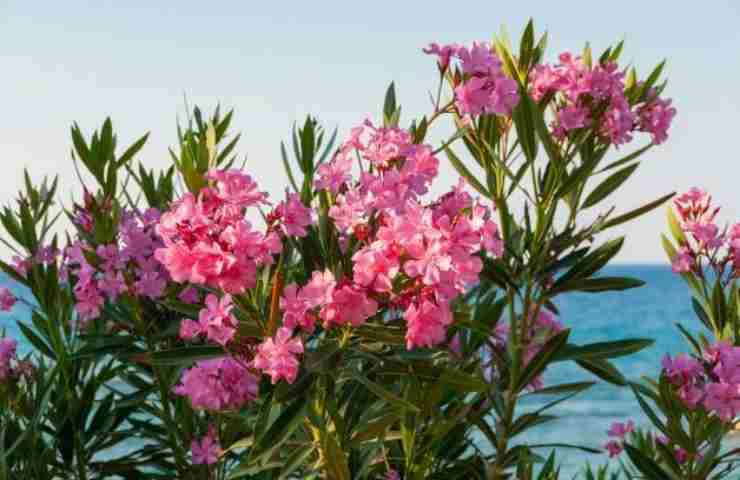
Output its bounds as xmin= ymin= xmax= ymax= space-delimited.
xmin=0 ymin=265 xmax=726 ymax=477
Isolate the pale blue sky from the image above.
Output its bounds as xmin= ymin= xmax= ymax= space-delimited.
xmin=2 ymin=1 xmax=740 ymax=262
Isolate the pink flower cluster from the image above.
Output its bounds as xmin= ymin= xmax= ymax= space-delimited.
xmin=529 ymin=53 xmax=675 ymax=145
xmin=662 ymin=342 xmax=740 ymax=422
xmin=174 ymin=356 xmax=258 ymax=411
xmin=312 ymin=121 xmax=504 ymax=351
xmin=424 ymin=42 xmax=520 ymax=117
xmin=281 ymin=270 xmax=378 ymax=333
xmin=155 ymin=169 xmax=281 ymax=295
xmin=64 ymin=208 xmax=169 ymax=325
xmin=488 ymin=310 xmax=564 ymax=390
xmin=603 ymin=420 xmax=634 ymax=457
xmin=191 ymin=424 xmax=221 ymax=465
xmin=180 ymin=294 xmax=238 ymax=346
xmin=0 ymin=287 xmax=16 ymax=312
xmin=670 ymin=188 xmax=740 ymax=277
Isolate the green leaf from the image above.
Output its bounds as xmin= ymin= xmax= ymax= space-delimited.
xmin=445 ymin=148 xmax=489 ymax=197
xmin=555 ymin=338 xmax=653 ymax=362
xmin=551 ymin=237 xmax=624 ymax=292
xmin=18 ymin=322 xmax=55 ymax=359
xmin=666 ymin=207 xmax=686 ymax=245
xmin=277 ymin=445 xmax=314 ymax=480
xmin=576 ymin=358 xmax=627 ymax=386
xmin=250 ymin=397 xmax=307 ymax=465
xmin=600 ymin=192 xmax=675 ymax=230
xmin=524 ymin=381 xmax=595 ymax=397
xmin=383 ymin=82 xmax=398 ymax=126
xmin=352 ymin=374 xmax=420 ymax=412
xmin=582 ymin=163 xmax=639 ymax=209
xmin=556 ymin=276 xmax=644 ymax=293
xmin=623 ymin=444 xmax=671 ymax=479
xmin=149 ymin=345 xmax=223 ymax=365
xmin=516 ymin=329 xmax=570 ymax=391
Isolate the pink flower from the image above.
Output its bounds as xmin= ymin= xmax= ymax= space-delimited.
xmin=300 ymin=270 xmax=337 ymax=308
xmin=279 ymin=284 xmax=314 ymax=333
xmin=315 ymin=154 xmax=353 ymax=193
xmin=329 ymin=188 xmax=368 ymax=233
xmin=206 ymin=169 xmax=268 ymax=209
xmin=174 ymin=357 xmax=258 ymax=411
xmin=404 ymin=241 xmax=452 ymax=286
xmin=11 ymin=255 xmax=30 ymax=278
xmin=178 ymin=286 xmax=200 ymax=304
xmin=273 ymin=193 xmax=312 ymax=237
xmin=133 ymin=270 xmax=167 ymax=299
xmin=557 ymin=105 xmax=590 ymax=131
xmin=687 ymin=222 xmax=723 ymax=249
xmin=674 ymin=447 xmax=689 ymax=464
xmin=607 ymin=421 xmax=634 ymax=438
xmin=454 ymin=77 xmax=493 ymax=117
xmin=456 ymin=42 xmax=500 ymax=76
xmin=404 ymin=299 xmax=453 ymax=349
xmin=638 ymin=97 xmax=676 ymax=145
xmin=320 ymin=284 xmax=378 ymax=328
xmin=480 ymin=220 xmax=504 ymax=257
xmin=671 ymin=246 xmax=694 ymax=273
xmin=252 ymin=327 xmax=304 ymax=384
xmin=662 ymin=353 xmax=702 ymax=386
xmin=423 ymin=42 xmax=458 ymax=70
xmin=191 ymin=424 xmax=222 ymax=465
xmin=180 ymin=294 xmax=238 ymax=345
xmin=352 ymin=247 xmax=400 ymax=293
xmin=384 ymin=470 xmax=401 ymax=480
xmin=0 ymin=337 xmax=17 ymax=380
xmin=704 ymin=382 xmax=740 ymax=422
xmin=604 ymin=440 xmax=623 ymax=458
xmin=0 ymin=287 xmax=17 ymax=312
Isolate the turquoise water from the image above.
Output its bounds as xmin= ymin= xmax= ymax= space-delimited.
xmin=0 ymin=266 xmax=711 ymax=476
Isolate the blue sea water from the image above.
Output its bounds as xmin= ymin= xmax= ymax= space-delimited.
xmin=0 ymin=266 xmax=719 ymax=477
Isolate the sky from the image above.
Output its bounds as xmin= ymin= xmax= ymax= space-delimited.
xmin=1 ymin=1 xmax=740 ymax=263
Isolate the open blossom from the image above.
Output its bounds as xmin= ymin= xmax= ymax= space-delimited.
xmin=0 ymin=287 xmax=17 ymax=311
xmin=320 ymin=284 xmax=378 ymax=328
xmin=252 ymin=327 xmax=303 ymax=384
xmin=422 ymin=42 xmax=458 ymax=70
xmin=180 ymin=294 xmax=238 ymax=346
xmin=404 ymin=299 xmax=453 ymax=349
xmin=638 ymin=96 xmax=677 ymax=144
xmin=191 ymin=424 xmax=221 ymax=465
xmin=704 ymin=382 xmax=740 ymax=421
xmin=271 ymin=192 xmax=313 ymax=237
xmin=662 ymin=353 xmax=702 ymax=386
xmin=178 ymin=286 xmax=200 ymax=304
xmin=207 ymin=169 xmax=267 ymax=209
xmin=315 ymin=153 xmax=352 ymax=193
xmin=607 ymin=421 xmax=634 ymax=438
xmin=671 ymin=246 xmax=694 ymax=273
xmin=174 ymin=357 xmax=258 ymax=411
